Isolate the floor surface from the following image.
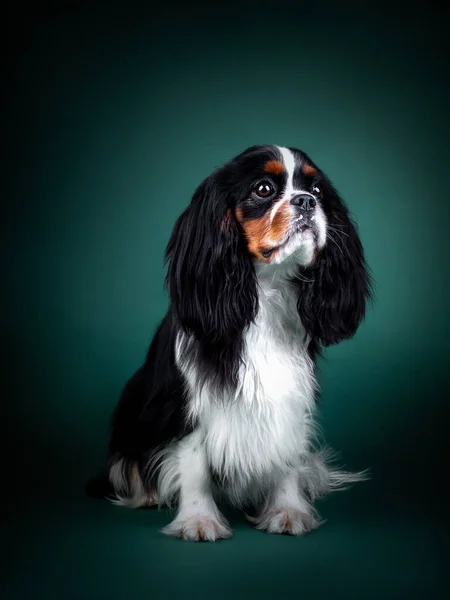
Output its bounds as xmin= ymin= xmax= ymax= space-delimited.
xmin=3 ymin=476 xmax=447 ymax=600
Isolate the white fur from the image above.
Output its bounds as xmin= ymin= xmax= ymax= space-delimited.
xmin=278 ymin=146 xmax=296 ymax=194
xmin=313 ymin=203 xmax=327 ymax=248
xmin=249 ymin=467 xmax=323 ymax=535
xmin=157 ymin=254 xmax=365 ymax=541
xmin=158 ymin=431 xmax=232 ymax=541
xmin=109 ymin=458 xmax=158 ymax=508
xmin=177 ymin=264 xmax=316 ymax=490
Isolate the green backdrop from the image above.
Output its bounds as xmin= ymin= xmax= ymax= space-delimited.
xmin=4 ymin=1 xmax=449 ymax=599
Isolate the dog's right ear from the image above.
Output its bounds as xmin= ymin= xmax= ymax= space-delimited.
xmin=294 ymin=180 xmax=372 ymax=346
xmin=165 ymin=173 xmax=258 ymax=353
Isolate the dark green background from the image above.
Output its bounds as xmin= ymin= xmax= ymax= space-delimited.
xmin=4 ymin=1 xmax=449 ymax=598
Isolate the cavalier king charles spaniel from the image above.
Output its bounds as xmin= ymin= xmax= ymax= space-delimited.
xmin=87 ymin=144 xmax=372 ymax=541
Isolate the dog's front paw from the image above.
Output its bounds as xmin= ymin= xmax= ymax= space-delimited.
xmin=251 ymin=507 xmax=323 ymax=536
xmin=162 ymin=514 xmax=233 ymax=542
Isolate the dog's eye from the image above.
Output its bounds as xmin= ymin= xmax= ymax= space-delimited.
xmin=253 ymin=182 xmax=275 ymax=199
xmin=311 ymin=185 xmax=323 ymax=199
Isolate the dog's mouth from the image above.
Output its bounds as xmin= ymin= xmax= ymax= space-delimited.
xmin=262 ymin=218 xmax=317 ymax=258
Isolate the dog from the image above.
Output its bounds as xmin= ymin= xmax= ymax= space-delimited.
xmin=87 ymin=144 xmax=372 ymax=541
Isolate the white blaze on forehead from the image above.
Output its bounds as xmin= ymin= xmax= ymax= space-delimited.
xmin=277 ymin=146 xmax=296 ymax=194
xmin=269 ymin=146 xmax=296 ymax=224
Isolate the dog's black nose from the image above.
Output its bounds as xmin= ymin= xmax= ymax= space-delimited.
xmin=290 ymin=194 xmax=316 ymax=210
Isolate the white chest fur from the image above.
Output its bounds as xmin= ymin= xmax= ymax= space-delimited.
xmin=176 ymin=267 xmax=317 ymax=489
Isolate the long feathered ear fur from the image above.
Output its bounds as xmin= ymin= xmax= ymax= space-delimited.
xmin=165 ymin=173 xmax=258 ymax=387
xmin=294 ymin=183 xmax=372 ymax=347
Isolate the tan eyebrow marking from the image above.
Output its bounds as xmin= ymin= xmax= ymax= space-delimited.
xmin=302 ymin=164 xmax=317 ymax=177
xmin=264 ymin=160 xmax=285 ymax=176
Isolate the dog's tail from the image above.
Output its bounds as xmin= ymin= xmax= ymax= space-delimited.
xmin=85 ymin=473 xmax=114 ymax=500
xmin=300 ymin=447 xmax=369 ymax=501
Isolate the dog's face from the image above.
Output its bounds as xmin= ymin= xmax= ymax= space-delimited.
xmin=223 ymin=146 xmax=328 ymax=265
xmin=166 ymin=144 xmax=371 ymax=355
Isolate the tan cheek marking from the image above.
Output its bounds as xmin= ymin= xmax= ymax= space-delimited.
xmin=235 ymin=208 xmax=270 ymax=258
xmin=269 ymin=203 xmax=291 ymax=243
xmin=264 ymin=160 xmax=285 ymax=176
xmin=302 ymin=164 xmax=317 ymax=177
xmin=236 ymin=204 xmax=291 ymax=262
xmin=241 ymin=216 xmax=271 ymax=258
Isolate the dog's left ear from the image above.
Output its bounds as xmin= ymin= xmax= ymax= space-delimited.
xmin=295 ymin=183 xmax=372 ymax=346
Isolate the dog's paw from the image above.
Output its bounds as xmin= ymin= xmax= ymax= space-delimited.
xmin=162 ymin=514 xmax=233 ymax=542
xmin=251 ymin=507 xmax=324 ymax=536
